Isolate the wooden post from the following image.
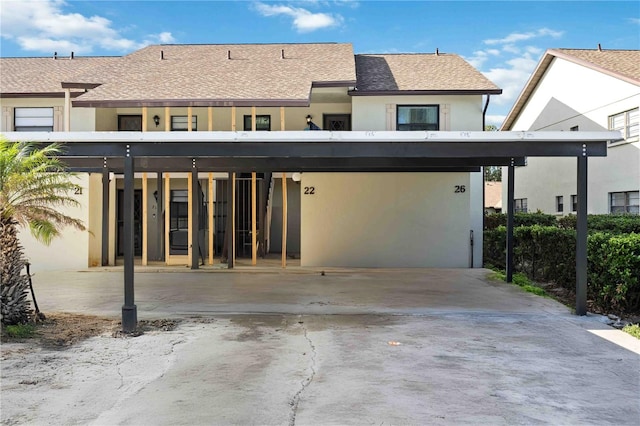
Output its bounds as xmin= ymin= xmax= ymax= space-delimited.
xmin=251 ymin=106 xmax=257 ymax=131
xmin=164 ymin=107 xmax=170 ymax=131
xmin=280 ymin=106 xmax=285 ymax=131
xmin=231 ymin=106 xmax=236 ymax=131
xmin=232 ymin=173 xmax=236 ymax=265
xmin=282 ymin=173 xmax=287 ymax=268
xmin=142 ymin=173 xmax=148 ymax=266
xmin=208 ymin=107 xmax=213 ymax=131
xmin=164 ymin=173 xmax=170 ymax=263
xmin=252 ymin=172 xmax=257 ymax=265
xmin=187 ymin=106 xmax=193 ymax=132
xmin=208 ymin=173 xmax=214 ymax=265
xmin=64 ymin=89 xmax=71 ymax=131
xmin=188 ymin=172 xmax=193 ymax=262
xmin=142 ymin=107 xmax=148 ymax=132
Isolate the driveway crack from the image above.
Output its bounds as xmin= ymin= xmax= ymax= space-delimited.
xmin=116 ymin=338 xmax=131 ymax=390
xmin=288 ymin=320 xmax=317 ymax=426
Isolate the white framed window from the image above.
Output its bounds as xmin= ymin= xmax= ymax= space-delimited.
xmin=14 ymin=107 xmax=54 ymax=131
xmin=515 ymin=198 xmax=528 ymax=213
xmin=171 ymin=116 xmax=197 ymax=131
xmin=397 ymin=105 xmax=439 ymax=131
xmin=610 ymin=191 xmax=639 ymax=214
xmin=609 ymin=108 xmax=638 ymax=142
xmin=571 ymin=195 xmax=578 ymax=213
xmin=556 ymin=195 xmax=564 ymax=213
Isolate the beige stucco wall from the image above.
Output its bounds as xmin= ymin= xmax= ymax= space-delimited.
xmin=351 ymin=95 xmax=484 ymax=131
xmin=504 ymin=58 xmax=640 ymax=214
xmin=18 ymin=173 xmax=91 ymax=272
xmin=300 ymin=172 xmax=478 ymax=267
xmin=0 ymin=98 xmax=96 ymax=132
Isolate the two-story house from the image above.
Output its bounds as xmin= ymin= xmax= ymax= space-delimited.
xmin=1 ymin=43 xmax=502 ymax=271
xmin=500 ymin=48 xmax=639 ymax=215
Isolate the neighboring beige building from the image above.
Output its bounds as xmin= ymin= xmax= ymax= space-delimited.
xmin=501 ymin=48 xmax=639 ymax=215
xmin=484 ymin=181 xmax=502 ymax=214
xmin=1 ymin=43 xmax=501 ymax=270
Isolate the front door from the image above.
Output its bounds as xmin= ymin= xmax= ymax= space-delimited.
xmin=117 ymin=189 xmax=143 ymax=256
xmin=323 ymin=114 xmax=351 ymax=131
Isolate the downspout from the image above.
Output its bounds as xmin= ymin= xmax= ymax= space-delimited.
xmin=482 ymin=94 xmax=490 ymax=130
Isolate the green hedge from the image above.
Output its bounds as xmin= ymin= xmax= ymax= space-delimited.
xmin=483 ymin=226 xmax=640 ymax=314
xmin=558 ymin=214 xmax=640 ymax=234
xmin=484 ymin=213 xmax=557 ymax=230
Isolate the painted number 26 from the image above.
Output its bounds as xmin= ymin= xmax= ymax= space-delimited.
xmin=454 ymin=185 xmax=466 ymax=193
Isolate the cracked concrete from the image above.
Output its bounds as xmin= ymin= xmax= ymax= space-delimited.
xmin=288 ymin=319 xmax=318 ymax=426
xmin=2 ymin=269 xmax=639 ymax=425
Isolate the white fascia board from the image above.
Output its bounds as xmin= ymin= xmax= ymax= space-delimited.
xmin=1 ymin=130 xmax=622 ymax=144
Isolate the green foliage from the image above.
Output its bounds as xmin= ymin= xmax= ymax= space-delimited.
xmin=587 ymin=233 xmax=640 ymax=314
xmin=484 ymin=212 xmax=557 ymax=230
xmin=487 ymin=270 xmax=548 ymax=297
xmin=3 ymin=323 xmax=36 ymax=338
xmin=623 ymin=324 xmax=640 ymax=339
xmin=484 ymin=226 xmax=640 ymax=314
xmin=558 ymin=214 xmax=640 ymax=234
xmin=484 ymin=166 xmax=502 ymax=182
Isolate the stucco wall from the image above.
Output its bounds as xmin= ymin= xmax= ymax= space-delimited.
xmin=300 ymin=172 xmax=477 ymax=267
xmin=351 ymin=95 xmax=484 ymax=131
xmin=504 ymin=57 xmax=640 ymax=215
xmin=18 ymin=174 xmax=91 ymax=272
xmin=0 ymin=98 xmax=96 ymax=132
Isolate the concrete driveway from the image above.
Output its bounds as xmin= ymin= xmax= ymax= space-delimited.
xmin=2 ymin=268 xmax=639 ymax=425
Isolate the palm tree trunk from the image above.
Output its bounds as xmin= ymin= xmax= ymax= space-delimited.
xmin=0 ymin=217 xmax=32 ymax=325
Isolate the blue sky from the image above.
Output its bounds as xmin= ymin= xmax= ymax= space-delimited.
xmin=1 ymin=0 xmax=638 ymax=126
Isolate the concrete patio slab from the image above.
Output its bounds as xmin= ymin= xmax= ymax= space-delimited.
xmin=2 ymin=268 xmax=638 ymax=425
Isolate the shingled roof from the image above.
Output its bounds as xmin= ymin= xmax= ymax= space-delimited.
xmin=0 ymin=56 xmax=120 ymax=96
xmin=502 ymin=48 xmax=640 ymax=130
xmin=353 ymin=53 xmax=501 ymax=95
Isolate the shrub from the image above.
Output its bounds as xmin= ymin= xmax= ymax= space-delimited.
xmin=558 ymin=214 xmax=640 ymax=234
xmin=587 ymin=233 xmax=640 ymax=314
xmin=3 ymin=323 xmax=36 ymax=338
xmin=484 ymin=212 xmax=557 ymax=230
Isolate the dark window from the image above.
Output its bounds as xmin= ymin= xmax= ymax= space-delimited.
xmin=570 ymin=126 xmax=579 ymax=131
xmin=397 ymin=105 xmax=439 ymax=131
xmin=171 ymin=116 xmax=197 ymax=131
xmin=118 ymin=115 xmax=142 ymax=131
xmin=515 ymin=198 xmax=528 ymax=213
xmin=15 ymin=107 xmax=54 ymax=131
xmin=556 ymin=195 xmax=564 ymax=213
xmin=610 ymin=191 xmax=639 ymax=214
xmin=323 ymin=114 xmax=351 ymax=131
xmin=571 ymin=195 xmax=578 ymax=212
xmin=244 ymin=115 xmax=271 ymax=131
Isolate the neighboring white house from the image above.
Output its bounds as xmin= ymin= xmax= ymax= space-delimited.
xmin=1 ymin=43 xmax=501 ymax=270
xmin=501 ymin=48 xmax=639 ymax=215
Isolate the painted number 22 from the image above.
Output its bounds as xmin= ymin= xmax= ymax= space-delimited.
xmin=454 ymin=185 xmax=466 ymax=193
xmin=304 ymin=186 xmax=315 ymax=195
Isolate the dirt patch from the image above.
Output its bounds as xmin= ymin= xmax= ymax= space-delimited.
xmin=1 ymin=313 xmax=186 ymax=348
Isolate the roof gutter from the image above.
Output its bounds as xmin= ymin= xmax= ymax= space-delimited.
xmin=482 ymin=94 xmax=490 ymax=130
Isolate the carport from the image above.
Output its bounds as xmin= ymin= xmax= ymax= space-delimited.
xmin=4 ymin=130 xmax=620 ymax=331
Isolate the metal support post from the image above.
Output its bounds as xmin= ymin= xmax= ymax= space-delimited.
xmin=101 ymin=167 xmax=109 ymax=266
xmin=226 ymin=173 xmax=234 ymax=268
xmin=191 ymin=166 xmax=200 ymax=269
xmin=122 ymin=149 xmax=137 ymax=332
xmin=506 ymin=162 xmax=515 ymax=282
xmin=576 ymin=153 xmax=588 ymax=315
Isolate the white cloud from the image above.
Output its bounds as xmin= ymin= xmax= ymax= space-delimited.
xmin=0 ymin=0 xmax=174 ymax=54
xmin=485 ymin=114 xmax=507 ymax=128
xmin=629 ymin=18 xmax=640 ymax=25
xmin=483 ymin=53 xmax=540 ymax=107
xmin=254 ymin=2 xmax=343 ymax=32
xmin=484 ymin=28 xmax=564 ymax=45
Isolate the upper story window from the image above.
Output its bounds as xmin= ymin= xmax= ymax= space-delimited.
xmin=515 ymin=198 xmax=528 ymax=213
xmin=609 ymin=108 xmax=638 ymax=143
xmin=14 ymin=107 xmax=53 ymax=131
xmin=397 ymin=105 xmax=439 ymax=131
xmin=610 ymin=191 xmax=639 ymax=214
xmin=171 ymin=116 xmax=197 ymax=131
xmin=244 ymin=115 xmax=271 ymax=131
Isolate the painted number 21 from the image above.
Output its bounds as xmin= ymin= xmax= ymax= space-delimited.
xmin=454 ymin=185 xmax=466 ymax=193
